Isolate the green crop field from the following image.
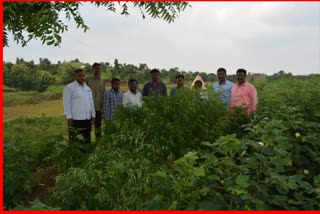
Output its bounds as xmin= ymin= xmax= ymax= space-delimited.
xmin=4 ymin=77 xmax=320 ymax=210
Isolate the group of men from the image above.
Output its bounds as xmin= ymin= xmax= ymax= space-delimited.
xmin=170 ymin=67 xmax=257 ymax=115
xmin=63 ymin=63 xmax=257 ymax=146
xmin=63 ymin=63 xmax=135 ymax=145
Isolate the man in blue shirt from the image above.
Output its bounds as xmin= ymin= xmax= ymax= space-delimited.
xmin=170 ymin=74 xmax=186 ymax=96
xmin=213 ymin=68 xmax=234 ymax=104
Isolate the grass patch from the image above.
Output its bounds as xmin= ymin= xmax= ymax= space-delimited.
xmin=4 ymin=115 xmax=67 ymax=145
xmin=3 ymin=84 xmax=65 ymax=107
xmin=44 ymin=85 xmax=65 ymax=93
xmin=3 ymin=85 xmax=19 ymax=92
xmin=4 ymin=91 xmax=62 ymax=107
xmin=4 ymin=99 xmax=64 ymax=121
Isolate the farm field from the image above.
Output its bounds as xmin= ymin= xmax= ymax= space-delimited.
xmin=3 ymin=82 xmax=180 ymax=121
xmin=4 ymin=99 xmax=64 ymax=121
xmin=4 ymin=77 xmax=320 ymax=210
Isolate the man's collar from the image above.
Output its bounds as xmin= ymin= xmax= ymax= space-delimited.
xmin=129 ymin=90 xmax=137 ymax=95
xmin=75 ymin=80 xmax=84 ymax=87
xmin=237 ymin=81 xmax=247 ymax=86
xmin=111 ymin=88 xmax=120 ymax=92
xmin=219 ymin=80 xmax=226 ymax=85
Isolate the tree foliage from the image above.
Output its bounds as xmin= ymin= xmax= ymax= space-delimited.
xmin=3 ymin=2 xmax=190 ymax=47
xmin=5 ymin=62 xmax=55 ymax=92
xmin=5 ymin=57 xmax=318 ymax=93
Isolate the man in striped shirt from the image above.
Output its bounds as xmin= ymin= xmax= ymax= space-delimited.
xmin=103 ymin=78 xmax=123 ymax=121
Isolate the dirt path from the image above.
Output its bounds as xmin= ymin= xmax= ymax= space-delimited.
xmin=25 ymin=166 xmax=59 ymax=207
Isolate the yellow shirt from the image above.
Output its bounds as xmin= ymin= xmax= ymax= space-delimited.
xmin=85 ymin=76 xmax=105 ymax=111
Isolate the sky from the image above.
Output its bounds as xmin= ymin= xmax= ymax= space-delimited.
xmin=3 ymin=2 xmax=320 ymax=75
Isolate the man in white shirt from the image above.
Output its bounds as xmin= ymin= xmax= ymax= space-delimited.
xmin=63 ymin=69 xmax=95 ymax=145
xmin=123 ymin=79 xmax=143 ymax=107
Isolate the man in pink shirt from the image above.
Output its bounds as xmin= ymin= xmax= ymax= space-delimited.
xmin=230 ymin=69 xmax=258 ymax=115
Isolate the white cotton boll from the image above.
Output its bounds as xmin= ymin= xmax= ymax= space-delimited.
xmin=258 ymin=142 xmax=264 ymax=146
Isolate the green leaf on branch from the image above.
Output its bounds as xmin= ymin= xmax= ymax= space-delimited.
xmin=236 ymin=174 xmax=250 ymax=189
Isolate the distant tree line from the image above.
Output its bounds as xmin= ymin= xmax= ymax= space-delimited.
xmin=3 ymin=58 xmax=319 ymax=92
xmin=3 ymin=58 xmax=216 ymax=91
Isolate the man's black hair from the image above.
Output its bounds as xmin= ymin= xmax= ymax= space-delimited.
xmin=92 ymin=62 xmax=101 ymax=68
xmin=111 ymin=78 xmax=120 ymax=83
xmin=128 ymin=79 xmax=137 ymax=85
xmin=236 ymin=68 xmax=247 ymax=75
xmin=150 ymin=69 xmax=160 ymax=74
xmin=217 ymin=67 xmax=227 ymax=74
xmin=75 ymin=69 xmax=84 ymax=75
xmin=176 ymin=74 xmax=185 ymax=79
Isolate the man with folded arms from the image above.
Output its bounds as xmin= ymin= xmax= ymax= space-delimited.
xmin=230 ymin=68 xmax=258 ymax=116
xmin=63 ymin=69 xmax=95 ymax=145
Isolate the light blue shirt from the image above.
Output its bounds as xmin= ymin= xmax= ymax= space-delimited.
xmin=170 ymin=87 xmax=178 ymax=96
xmin=213 ymin=80 xmax=234 ymax=104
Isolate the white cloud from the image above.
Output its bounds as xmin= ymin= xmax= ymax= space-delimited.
xmin=4 ymin=2 xmax=320 ymax=75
